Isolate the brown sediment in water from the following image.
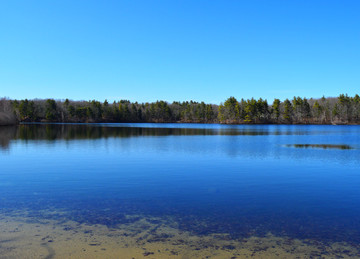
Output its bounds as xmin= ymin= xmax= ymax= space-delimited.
xmin=0 ymin=211 xmax=359 ymax=258
xmin=286 ymin=144 xmax=353 ymax=150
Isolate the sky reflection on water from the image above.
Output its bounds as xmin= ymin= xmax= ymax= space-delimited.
xmin=1 ymin=123 xmax=360 ymax=243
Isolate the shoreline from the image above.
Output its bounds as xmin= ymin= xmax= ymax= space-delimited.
xmin=12 ymin=121 xmax=360 ymax=126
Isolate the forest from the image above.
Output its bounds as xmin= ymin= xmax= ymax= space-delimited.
xmin=0 ymin=94 xmax=360 ymax=125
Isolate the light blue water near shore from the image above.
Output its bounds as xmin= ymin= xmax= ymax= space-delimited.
xmin=1 ymin=123 xmax=360 ymax=244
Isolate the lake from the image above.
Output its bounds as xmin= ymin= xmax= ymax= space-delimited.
xmin=1 ymin=123 xmax=360 ymax=258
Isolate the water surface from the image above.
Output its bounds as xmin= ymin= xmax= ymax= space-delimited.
xmin=1 ymin=123 xmax=360 ymax=258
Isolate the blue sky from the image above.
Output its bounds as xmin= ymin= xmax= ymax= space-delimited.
xmin=1 ymin=0 xmax=359 ymax=104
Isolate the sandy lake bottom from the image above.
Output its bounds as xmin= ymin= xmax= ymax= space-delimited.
xmin=1 ymin=210 xmax=359 ymax=259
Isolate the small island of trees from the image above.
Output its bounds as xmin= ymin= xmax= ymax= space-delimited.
xmin=1 ymin=94 xmax=360 ymax=125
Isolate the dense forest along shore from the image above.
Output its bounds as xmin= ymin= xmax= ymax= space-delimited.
xmin=0 ymin=99 xmax=17 ymax=125
xmin=1 ymin=94 xmax=360 ymax=125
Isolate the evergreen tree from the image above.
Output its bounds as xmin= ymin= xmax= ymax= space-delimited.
xmin=283 ymin=99 xmax=292 ymax=122
xmin=45 ymin=99 xmax=57 ymax=121
xmin=272 ymin=99 xmax=281 ymax=121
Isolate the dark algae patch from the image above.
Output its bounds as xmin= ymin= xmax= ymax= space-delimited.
xmin=286 ymin=144 xmax=353 ymax=150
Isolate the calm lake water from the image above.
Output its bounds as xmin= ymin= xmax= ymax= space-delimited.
xmin=1 ymin=123 xmax=360 ymax=258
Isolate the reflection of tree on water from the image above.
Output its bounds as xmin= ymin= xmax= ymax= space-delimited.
xmin=0 ymin=124 xmax=301 ymax=150
xmin=1 ymin=124 xmax=357 ymax=163
xmin=0 ymin=126 xmax=17 ymax=149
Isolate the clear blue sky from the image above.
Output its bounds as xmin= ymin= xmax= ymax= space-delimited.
xmin=1 ymin=0 xmax=359 ymax=104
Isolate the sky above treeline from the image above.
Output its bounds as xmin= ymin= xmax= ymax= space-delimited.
xmin=1 ymin=0 xmax=359 ymax=104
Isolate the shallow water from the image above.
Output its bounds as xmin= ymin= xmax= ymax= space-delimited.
xmin=1 ymin=123 xmax=360 ymax=258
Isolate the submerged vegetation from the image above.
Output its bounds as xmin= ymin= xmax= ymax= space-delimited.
xmin=1 ymin=94 xmax=360 ymax=125
xmin=286 ymin=144 xmax=353 ymax=150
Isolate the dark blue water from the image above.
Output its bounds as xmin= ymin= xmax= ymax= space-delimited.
xmin=1 ymin=123 xmax=360 ymax=244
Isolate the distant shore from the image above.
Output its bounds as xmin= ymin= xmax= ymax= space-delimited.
xmin=10 ymin=120 xmax=360 ymax=126
xmin=1 ymin=94 xmax=360 ymax=125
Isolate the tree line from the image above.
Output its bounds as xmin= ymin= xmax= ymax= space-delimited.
xmin=7 ymin=98 xmax=217 ymax=123
xmin=1 ymin=94 xmax=360 ymax=125
xmin=218 ymin=94 xmax=360 ymax=124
